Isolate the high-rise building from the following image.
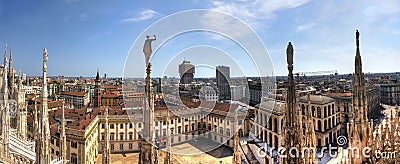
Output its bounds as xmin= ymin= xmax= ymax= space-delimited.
xmin=178 ymin=60 xmax=195 ymax=84
xmin=216 ymin=66 xmax=231 ymax=101
xmin=230 ymin=85 xmax=245 ymax=101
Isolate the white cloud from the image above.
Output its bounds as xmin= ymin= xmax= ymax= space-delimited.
xmin=201 ymin=11 xmax=253 ymax=39
xmin=296 ymin=22 xmax=317 ymax=31
xmin=210 ymin=0 xmax=310 ymax=24
xmin=360 ymin=1 xmax=400 ymax=21
xmin=121 ymin=9 xmax=159 ymax=22
xmin=88 ymin=31 xmax=111 ymax=41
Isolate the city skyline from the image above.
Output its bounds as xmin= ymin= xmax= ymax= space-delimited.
xmin=0 ymin=0 xmax=399 ymax=77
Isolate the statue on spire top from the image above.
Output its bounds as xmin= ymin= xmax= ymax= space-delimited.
xmin=356 ymin=30 xmax=360 ymax=48
xmin=143 ymin=35 xmax=156 ymax=66
xmin=286 ymin=42 xmax=294 ymax=66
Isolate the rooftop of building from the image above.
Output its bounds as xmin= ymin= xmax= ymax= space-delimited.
xmin=256 ymin=100 xmax=286 ymax=113
xmin=298 ymin=95 xmax=335 ymax=104
xmin=29 ymin=105 xmax=125 ymax=132
xmin=62 ymin=91 xmax=87 ymax=97
xmin=325 ymin=92 xmax=352 ymax=98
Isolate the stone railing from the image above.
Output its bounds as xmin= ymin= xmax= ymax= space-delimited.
xmin=50 ymin=157 xmax=68 ymax=164
xmin=8 ymin=134 xmax=36 ymax=161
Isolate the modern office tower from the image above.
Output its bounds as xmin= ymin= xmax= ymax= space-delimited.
xmin=178 ymin=60 xmax=195 ymax=84
xmin=216 ymin=66 xmax=231 ymax=101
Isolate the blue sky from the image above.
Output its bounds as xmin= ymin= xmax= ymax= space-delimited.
xmin=0 ymin=0 xmax=399 ymax=77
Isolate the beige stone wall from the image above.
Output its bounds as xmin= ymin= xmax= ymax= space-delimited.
xmin=298 ymin=101 xmax=342 ymax=147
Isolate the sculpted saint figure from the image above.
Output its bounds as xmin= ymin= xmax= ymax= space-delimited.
xmin=143 ymin=35 xmax=156 ymax=66
xmin=356 ymin=30 xmax=360 ymax=48
xmin=43 ymin=48 xmax=48 ymax=72
xmin=286 ymin=42 xmax=293 ymax=65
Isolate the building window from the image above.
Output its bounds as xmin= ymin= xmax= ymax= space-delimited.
xmin=178 ymin=118 xmax=181 ymax=123
xmin=317 ymin=107 xmax=321 ymax=118
xmin=129 ymin=143 xmax=133 ymax=149
xmin=111 ymin=144 xmax=114 ymax=150
xmin=120 ymin=124 xmax=123 ymax=129
xmin=120 ymin=133 xmax=124 ymax=140
xmin=312 ymin=106 xmax=316 ymax=117
xmin=129 ymin=123 xmax=133 ymax=128
xmin=120 ymin=144 xmax=124 ymax=150
xmin=129 ymin=133 xmax=133 ymax=140
xmin=171 ymin=119 xmax=174 ymax=124
xmin=138 ymin=123 xmax=142 ymax=128
xmin=71 ymin=141 xmax=78 ymax=148
xmin=51 ymin=148 xmax=54 ymax=154
xmin=71 ymin=154 xmax=77 ymax=164
xmin=110 ymin=133 xmax=115 ymax=140
xmin=110 ymin=124 xmax=114 ymax=129
xmin=163 ymin=121 xmax=166 ymax=126
xmin=102 ymin=124 xmax=105 ymax=129
xmin=51 ymin=139 xmax=54 ymax=144
xmin=155 ymin=121 xmax=158 ymax=126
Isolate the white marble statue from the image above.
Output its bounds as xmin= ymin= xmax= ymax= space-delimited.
xmin=143 ymin=35 xmax=156 ymax=66
xmin=43 ymin=48 xmax=48 ymax=72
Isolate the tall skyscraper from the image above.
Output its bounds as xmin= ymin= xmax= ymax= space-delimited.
xmin=178 ymin=60 xmax=195 ymax=84
xmin=216 ymin=66 xmax=231 ymax=101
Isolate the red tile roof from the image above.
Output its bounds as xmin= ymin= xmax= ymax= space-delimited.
xmin=62 ymin=91 xmax=87 ymax=97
